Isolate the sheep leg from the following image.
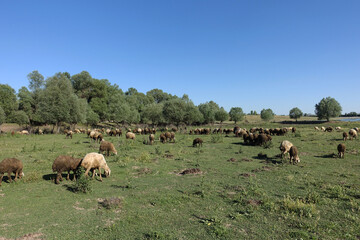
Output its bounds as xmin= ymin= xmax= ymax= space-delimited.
xmin=98 ymin=167 xmax=103 ymax=182
xmin=92 ymin=169 xmax=96 ymax=179
xmin=84 ymin=168 xmax=91 ymax=178
xmin=55 ymin=172 xmax=61 ymax=184
xmin=72 ymin=171 xmax=76 ymax=181
xmin=14 ymin=171 xmax=18 ymax=181
xmin=0 ymin=173 xmax=4 ymax=186
xmin=8 ymin=172 xmax=12 ymax=183
xmin=66 ymin=171 xmax=71 ymax=181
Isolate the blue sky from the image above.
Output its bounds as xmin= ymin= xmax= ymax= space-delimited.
xmin=1 ymin=0 xmax=359 ymax=115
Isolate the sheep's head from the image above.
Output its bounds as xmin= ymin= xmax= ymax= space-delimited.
xmin=113 ymin=150 xmax=118 ymax=155
xmin=104 ymin=166 xmax=111 ymax=177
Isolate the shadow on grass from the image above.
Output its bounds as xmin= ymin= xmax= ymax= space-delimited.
xmin=314 ymin=154 xmax=337 ymax=158
xmin=253 ymin=154 xmax=284 ymax=164
xmin=110 ymin=184 xmax=136 ymax=189
xmin=42 ymin=173 xmax=55 ymax=181
xmin=231 ymin=142 xmax=247 ymax=146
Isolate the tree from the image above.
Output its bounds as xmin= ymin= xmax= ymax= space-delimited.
xmin=27 ymin=70 xmax=44 ymax=92
xmin=0 ymin=106 xmax=5 ymax=126
xmin=7 ymin=111 xmax=29 ymax=126
xmin=198 ymin=101 xmax=220 ymax=124
xmin=261 ymin=108 xmax=275 ymax=121
xmin=215 ymin=107 xmax=229 ymax=123
xmin=315 ymin=97 xmax=342 ymax=121
xmin=229 ymin=107 xmax=245 ymax=124
xmin=289 ymin=107 xmax=303 ymax=122
xmin=86 ymin=106 xmax=99 ymax=126
xmin=184 ymin=103 xmax=203 ymax=125
xmin=146 ymin=89 xmax=171 ymax=103
xmin=163 ymin=99 xmax=187 ymax=126
xmin=141 ymin=103 xmax=164 ymax=125
xmin=0 ymin=84 xmax=18 ymax=120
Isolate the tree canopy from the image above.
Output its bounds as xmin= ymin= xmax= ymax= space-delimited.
xmin=229 ymin=107 xmax=245 ymax=124
xmin=260 ymin=108 xmax=275 ymax=121
xmin=289 ymin=107 xmax=303 ymax=122
xmin=315 ymin=97 xmax=342 ymax=121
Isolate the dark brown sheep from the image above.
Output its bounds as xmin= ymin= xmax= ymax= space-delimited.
xmin=99 ymin=140 xmax=118 ymax=156
xmin=337 ymin=143 xmax=346 ymax=158
xmin=289 ymin=146 xmax=300 ymax=164
xmin=325 ymin=127 xmax=333 ymax=132
xmin=160 ymin=133 xmax=166 ymax=143
xmin=52 ymin=155 xmax=82 ymax=184
xmin=193 ymin=138 xmax=203 ymax=147
xmin=343 ymin=132 xmax=348 ymax=141
xmin=0 ymin=158 xmax=24 ymax=186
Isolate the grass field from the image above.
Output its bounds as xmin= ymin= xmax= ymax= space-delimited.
xmin=0 ymin=118 xmax=360 ymax=239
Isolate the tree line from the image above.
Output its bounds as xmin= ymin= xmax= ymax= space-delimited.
xmin=0 ymin=71 xmax=343 ymax=129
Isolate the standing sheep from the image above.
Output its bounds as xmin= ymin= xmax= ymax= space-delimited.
xmin=337 ymin=143 xmax=346 ymax=158
xmin=349 ymin=129 xmax=357 ymax=140
xmin=289 ymin=146 xmax=300 ymax=164
xmin=343 ymin=132 xmax=348 ymax=141
xmin=81 ymin=153 xmax=111 ymax=181
xmin=0 ymin=158 xmax=24 ymax=186
xmin=99 ymin=140 xmax=118 ymax=156
xmin=193 ymin=138 xmax=203 ymax=147
xmin=279 ymin=140 xmax=294 ymax=159
xmin=52 ymin=155 xmax=82 ymax=184
xmin=149 ymin=134 xmax=155 ymax=145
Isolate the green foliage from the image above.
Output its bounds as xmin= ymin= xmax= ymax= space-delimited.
xmin=184 ymin=102 xmax=203 ymax=125
xmin=72 ymin=168 xmax=92 ymax=193
xmin=146 ymin=88 xmax=171 ymax=103
xmin=7 ymin=111 xmax=29 ymax=126
xmin=260 ymin=108 xmax=275 ymax=121
xmin=0 ymin=84 xmax=18 ymax=120
xmin=215 ymin=107 xmax=228 ymax=123
xmin=289 ymin=107 xmax=303 ymax=121
xmin=163 ymin=98 xmax=187 ymax=126
xmin=0 ymin=106 xmax=5 ymax=125
xmin=198 ymin=101 xmax=219 ymax=124
xmin=142 ymin=103 xmax=164 ymax=125
xmin=281 ymin=195 xmax=318 ymax=218
xmin=211 ymin=135 xmax=223 ymax=143
xmin=229 ymin=107 xmax=245 ymax=123
xmin=27 ymin=70 xmax=44 ymax=91
xmin=315 ymin=96 xmax=342 ymax=121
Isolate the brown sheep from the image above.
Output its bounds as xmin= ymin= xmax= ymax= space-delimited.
xmin=52 ymin=155 xmax=82 ymax=184
xmin=149 ymin=134 xmax=155 ymax=145
xmin=0 ymin=158 xmax=24 ymax=186
xmin=170 ymin=132 xmax=176 ymax=142
xmin=66 ymin=131 xmax=73 ymax=139
xmin=193 ymin=138 xmax=203 ymax=147
xmin=337 ymin=143 xmax=346 ymax=158
xmin=159 ymin=133 xmax=166 ymax=143
xmin=292 ymin=127 xmax=296 ymax=133
xmin=279 ymin=140 xmax=293 ymax=159
xmin=99 ymin=140 xmax=118 ymax=156
xmin=289 ymin=146 xmax=300 ymax=164
xmin=165 ymin=132 xmax=171 ymax=141
xmin=325 ymin=127 xmax=333 ymax=132
xmin=343 ymin=132 xmax=348 ymax=141
xmin=126 ymin=132 xmax=136 ymax=140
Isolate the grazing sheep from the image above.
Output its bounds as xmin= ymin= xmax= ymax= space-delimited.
xmin=279 ymin=140 xmax=294 ymax=159
xmin=343 ymin=132 xmax=348 ymax=141
xmin=149 ymin=134 xmax=155 ymax=145
xmin=289 ymin=146 xmax=300 ymax=164
xmin=193 ymin=138 xmax=203 ymax=147
xmin=256 ymin=134 xmax=272 ymax=146
xmin=99 ymin=140 xmax=117 ymax=156
xmin=81 ymin=153 xmax=111 ymax=182
xmin=170 ymin=132 xmax=176 ymax=142
xmin=20 ymin=130 xmax=29 ymax=135
xmin=335 ymin=126 xmax=342 ymax=131
xmin=159 ymin=133 xmax=166 ymax=143
xmin=126 ymin=132 xmax=136 ymax=140
xmin=349 ymin=129 xmax=357 ymax=140
xmin=292 ymin=127 xmax=296 ymax=133
xmin=325 ymin=127 xmax=333 ymax=132
xmin=0 ymin=158 xmax=24 ymax=186
xmin=165 ymin=132 xmax=171 ymax=141
xmin=66 ymin=130 xmax=73 ymax=139
xmin=314 ymin=126 xmax=320 ymax=131
xmin=337 ymin=143 xmax=346 ymax=158
xmin=52 ymin=155 xmax=82 ymax=184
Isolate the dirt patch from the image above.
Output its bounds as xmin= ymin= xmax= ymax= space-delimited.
xmin=252 ymin=166 xmax=272 ymax=173
xmin=241 ymin=158 xmax=253 ymax=162
xmin=135 ymin=168 xmax=152 ymax=175
xmin=98 ymin=197 xmax=123 ymax=210
xmin=227 ymin=158 xmax=237 ymax=162
xmin=240 ymin=173 xmax=255 ymax=178
xmin=247 ymin=199 xmax=263 ymax=206
xmin=0 ymin=233 xmax=44 ymax=240
xmin=180 ymin=168 xmax=201 ymax=175
xmin=164 ymin=154 xmax=174 ymax=159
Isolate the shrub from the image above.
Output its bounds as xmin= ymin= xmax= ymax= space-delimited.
xmin=282 ymin=195 xmax=318 ymax=218
xmin=72 ymin=168 xmax=92 ymax=193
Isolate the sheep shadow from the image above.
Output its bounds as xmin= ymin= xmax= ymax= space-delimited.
xmin=314 ymin=154 xmax=337 ymax=159
xmin=253 ymin=154 xmax=284 ymax=164
xmin=42 ymin=173 xmax=55 ymax=181
xmin=0 ymin=175 xmax=18 ymax=183
xmin=231 ymin=142 xmax=247 ymax=146
xmin=110 ymin=184 xmax=136 ymax=189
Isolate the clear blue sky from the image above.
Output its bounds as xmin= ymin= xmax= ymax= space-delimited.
xmin=1 ymin=0 xmax=359 ymax=115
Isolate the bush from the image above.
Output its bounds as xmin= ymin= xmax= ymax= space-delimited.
xmin=72 ymin=168 xmax=92 ymax=193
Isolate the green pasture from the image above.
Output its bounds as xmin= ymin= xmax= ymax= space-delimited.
xmin=0 ymin=121 xmax=359 ymax=239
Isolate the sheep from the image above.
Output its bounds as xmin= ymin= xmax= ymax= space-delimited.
xmin=321 ymin=126 xmax=326 ymax=131
xmin=256 ymin=134 xmax=272 ymax=146
xmin=314 ymin=126 xmax=320 ymax=131
xmin=126 ymin=132 xmax=136 ymax=140
xmin=325 ymin=127 xmax=333 ymax=132
xmin=193 ymin=138 xmax=203 ymax=147
xmin=149 ymin=134 xmax=155 ymax=145
xmin=52 ymin=155 xmax=82 ymax=184
xmin=99 ymin=140 xmax=117 ymax=156
xmin=81 ymin=153 xmax=111 ymax=181
xmin=20 ymin=130 xmax=29 ymax=135
xmin=335 ymin=126 xmax=342 ymax=131
xmin=349 ymin=129 xmax=357 ymax=140
xmin=292 ymin=127 xmax=296 ymax=133
xmin=337 ymin=143 xmax=346 ymax=158
xmin=289 ymin=146 xmax=300 ymax=164
xmin=66 ymin=130 xmax=73 ymax=139
xmin=0 ymin=158 xmax=24 ymax=186
xmin=170 ymin=132 xmax=176 ymax=142
xmin=159 ymin=133 xmax=166 ymax=143
xmin=343 ymin=132 xmax=348 ymax=141
xmin=279 ymin=140 xmax=294 ymax=159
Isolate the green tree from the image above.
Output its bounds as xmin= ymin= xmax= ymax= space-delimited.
xmin=27 ymin=70 xmax=44 ymax=92
xmin=229 ymin=107 xmax=245 ymax=124
xmin=7 ymin=111 xmax=29 ymax=126
xmin=198 ymin=101 xmax=219 ymax=124
xmin=0 ymin=84 xmax=18 ymax=120
xmin=315 ymin=97 xmax=342 ymax=121
xmin=71 ymin=71 xmax=94 ymax=101
xmin=289 ymin=107 xmax=303 ymax=122
xmin=146 ymin=89 xmax=171 ymax=103
xmin=184 ymin=103 xmax=204 ymax=125
xmin=215 ymin=107 xmax=229 ymax=123
xmin=261 ymin=108 xmax=275 ymax=121
xmin=141 ymin=103 xmax=164 ymax=126
xmin=0 ymin=106 xmax=5 ymax=126
xmin=163 ymin=99 xmax=187 ymax=126
xmin=86 ymin=106 xmax=100 ymax=126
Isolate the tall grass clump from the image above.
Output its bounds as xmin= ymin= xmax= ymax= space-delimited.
xmin=72 ymin=168 xmax=92 ymax=193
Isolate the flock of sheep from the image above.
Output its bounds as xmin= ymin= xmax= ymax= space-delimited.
xmin=0 ymin=124 xmax=358 ymax=186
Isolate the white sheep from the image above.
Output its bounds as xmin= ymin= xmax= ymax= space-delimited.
xmin=81 ymin=153 xmax=111 ymax=181
xmin=349 ymin=129 xmax=358 ymax=140
xmin=314 ymin=127 xmax=320 ymax=131
xmin=279 ymin=140 xmax=294 ymax=159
